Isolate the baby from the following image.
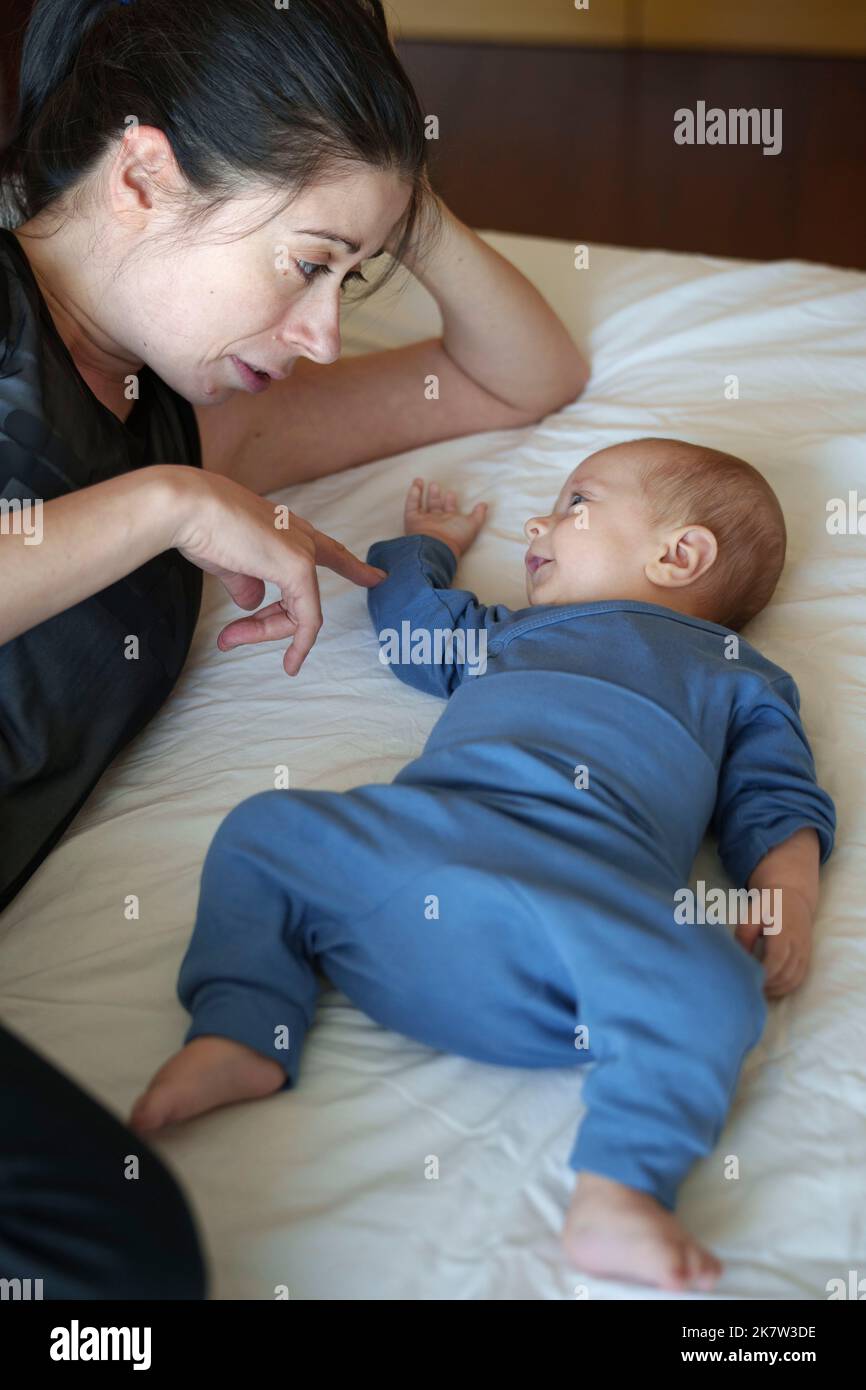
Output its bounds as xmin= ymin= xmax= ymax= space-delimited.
xmin=133 ymin=437 xmax=835 ymax=1292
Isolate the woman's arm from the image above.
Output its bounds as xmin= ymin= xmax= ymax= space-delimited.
xmin=1 ymin=467 xmax=178 ymax=644
xmin=197 ymin=201 xmax=589 ymax=494
xmin=399 ymin=200 xmax=588 ymax=418
xmin=1 ymin=466 xmax=385 ymax=674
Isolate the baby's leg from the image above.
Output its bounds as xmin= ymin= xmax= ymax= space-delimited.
xmin=133 ymin=788 xmax=764 ymax=1293
xmin=564 ymin=1174 xmax=724 ymax=1292
xmin=132 ymin=792 xmax=327 ymax=1131
xmin=554 ymin=878 xmax=767 ymax=1289
xmin=133 ymin=785 xmax=495 ymax=1131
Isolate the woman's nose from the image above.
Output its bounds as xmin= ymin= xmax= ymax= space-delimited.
xmin=274 ymin=302 xmax=341 ymax=366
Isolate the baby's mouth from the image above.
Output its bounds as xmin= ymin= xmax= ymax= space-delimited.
xmin=525 ymin=552 xmax=553 ymax=575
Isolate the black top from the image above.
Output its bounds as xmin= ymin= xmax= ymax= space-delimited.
xmin=0 ymin=227 xmax=203 ymax=911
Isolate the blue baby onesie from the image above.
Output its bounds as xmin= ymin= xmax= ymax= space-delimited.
xmin=179 ymin=535 xmax=835 ymax=1209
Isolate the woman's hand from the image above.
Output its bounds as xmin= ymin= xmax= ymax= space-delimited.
xmin=403 ymin=477 xmax=488 ymax=559
xmin=384 ymin=174 xmax=439 ymax=259
xmin=168 ymin=467 xmax=386 ymax=676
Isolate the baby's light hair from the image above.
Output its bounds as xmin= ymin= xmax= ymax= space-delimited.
xmin=634 ymin=438 xmax=786 ymax=630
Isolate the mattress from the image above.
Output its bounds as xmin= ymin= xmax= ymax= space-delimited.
xmin=2 ymin=232 xmax=864 ymax=1300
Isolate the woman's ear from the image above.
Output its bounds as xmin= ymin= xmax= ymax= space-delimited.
xmin=109 ymin=125 xmax=182 ymax=225
xmin=644 ymin=525 xmax=718 ymax=589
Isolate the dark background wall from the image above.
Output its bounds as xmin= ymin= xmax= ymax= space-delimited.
xmin=2 ymin=1 xmax=864 ymax=270
xmin=396 ymin=41 xmax=866 ymax=270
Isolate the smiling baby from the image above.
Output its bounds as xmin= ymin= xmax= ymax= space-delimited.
xmin=134 ymin=436 xmax=835 ymax=1293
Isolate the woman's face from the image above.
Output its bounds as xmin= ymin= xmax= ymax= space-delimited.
xmin=103 ymin=158 xmax=412 ymax=405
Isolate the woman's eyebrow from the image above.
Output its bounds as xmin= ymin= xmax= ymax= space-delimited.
xmin=295 ymin=228 xmax=385 ymax=257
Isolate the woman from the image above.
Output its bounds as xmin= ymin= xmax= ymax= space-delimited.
xmin=0 ymin=0 xmax=586 ymax=1297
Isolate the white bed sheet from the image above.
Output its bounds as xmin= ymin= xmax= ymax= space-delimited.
xmin=2 ymin=233 xmax=865 ymax=1300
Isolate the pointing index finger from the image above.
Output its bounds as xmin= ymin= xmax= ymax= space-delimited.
xmin=312 ymin=528 xmax=387 ymax=587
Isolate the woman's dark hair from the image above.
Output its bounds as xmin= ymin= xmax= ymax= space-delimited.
xmin=0 ymin=0 xmax=439 ymax=296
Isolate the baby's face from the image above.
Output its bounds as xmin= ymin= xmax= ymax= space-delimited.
xmin=523 ymin=445 xmax=660 ymax=607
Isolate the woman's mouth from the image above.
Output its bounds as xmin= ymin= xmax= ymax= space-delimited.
xmin=525 ymin=552 xmax=553 ymax=576
xmin=231 ymin=356 xmax=273 ymax=394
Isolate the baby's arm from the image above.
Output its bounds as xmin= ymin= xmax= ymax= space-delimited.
xmin=403 ymin=477 xmax=488 ymax=560
xmin=738 ymin=827 xmax=820 ymax=998
xmin=712 ymin=673 xmax=835 ymax=999
xmin=367 ymin=478 xmax=513 ymax=697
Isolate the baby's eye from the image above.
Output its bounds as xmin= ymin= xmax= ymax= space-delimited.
xmin=569 ymin=493 xmax=586 ymax=509
xmin=295 ymin=260 xmax=369 ymax=293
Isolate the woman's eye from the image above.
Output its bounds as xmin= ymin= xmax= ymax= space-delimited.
xmin=295 ymin=260 xmax=368 ymax=293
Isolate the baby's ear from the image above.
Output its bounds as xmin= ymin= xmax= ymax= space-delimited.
xmin=645 ymin=526 xmax=717 ymax=588
xmin=678 ymin=525 xmax=718 ymax=581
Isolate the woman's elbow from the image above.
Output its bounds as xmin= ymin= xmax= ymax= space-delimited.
xmin=565 ymin=349 xmax=591 ymax=406
xmin=526 ymin=348 xmax=590 ymax=423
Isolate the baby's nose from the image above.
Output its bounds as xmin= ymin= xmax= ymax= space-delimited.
xmin=524 ymin=515 xmax=549 ymax=541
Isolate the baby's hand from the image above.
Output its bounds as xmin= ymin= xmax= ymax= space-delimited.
xmin=735 ymin=888 xmax=814 ymax=999
xmin=403 ymin=478 xmax=488 ymax=559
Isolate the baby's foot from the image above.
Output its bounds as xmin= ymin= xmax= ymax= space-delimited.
xmin=562 ymin=1172 xmax=722 ymax=1292
xmin=130 ymin=1036 xmax=285 ymax=1134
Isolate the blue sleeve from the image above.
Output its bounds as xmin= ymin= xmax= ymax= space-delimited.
xmin=711 ymin=673 xmax=836 ymax=886
xmin=366 ymin=534 xmax=514 ymax=698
